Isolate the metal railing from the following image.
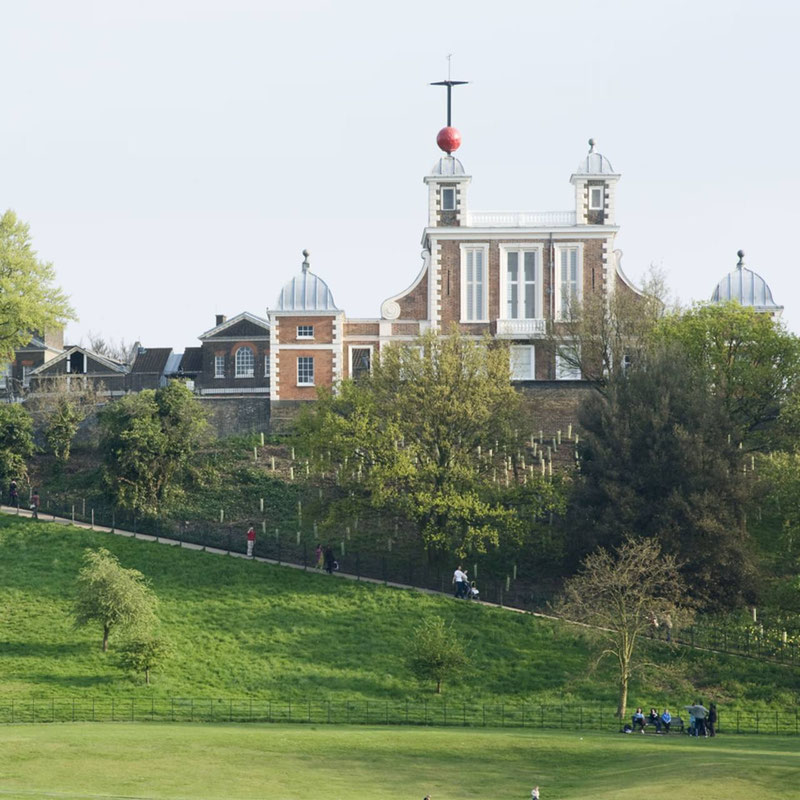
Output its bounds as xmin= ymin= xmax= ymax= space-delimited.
xmin=0 ymin=697 xmax=796 ymax=734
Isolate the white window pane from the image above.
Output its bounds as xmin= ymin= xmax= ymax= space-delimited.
xmin=525 ymin=283 xmax=536 ymax=318
xmin=524 ymin=251 xmax=536 ymax=280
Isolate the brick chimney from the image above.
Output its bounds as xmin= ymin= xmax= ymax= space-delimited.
xmin=215 ymin=314 xmax=227 ymax=326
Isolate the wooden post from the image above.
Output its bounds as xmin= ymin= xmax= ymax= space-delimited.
xmin=220 ymin=509 xmax=224 ymax=523
xmin=290 ymin=466 xmax=294 ymax=481
xmin=260 ymin=432 xmax=265 ymax=446
xmin=271 ymin=456 xmax=276 ymax=471
xmin=567 ymin=423 xmax=572 ymax=439
xmin=253 ymin=446 xmax=258 ymax=461
xmin=260 ymin=498 xmax=264 ymax=512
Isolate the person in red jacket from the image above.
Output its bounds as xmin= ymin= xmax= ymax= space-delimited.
xmin=246 ymin=524 xmax=256 ymax=558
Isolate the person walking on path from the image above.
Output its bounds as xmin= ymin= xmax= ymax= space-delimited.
xmin=30 ymin=489 xmax=40 ymax=520
xmin=315 ymin=543 xmax=324 ymax=570
xmin=324 ymin=545 xmax=335 ymax=574
xmin=531 ymin=786 xmax=540 ymax=799
xmin=452 ymin=565 xmax=467 ymax=598
xmin=9 ymin=480 xmax=18 ymax=509
xmin=246 ymin=524 xmax=256 ymax=558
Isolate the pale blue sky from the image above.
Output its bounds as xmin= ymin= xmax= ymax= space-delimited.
xmin=1 ymin=0 xmax=798 ymax=349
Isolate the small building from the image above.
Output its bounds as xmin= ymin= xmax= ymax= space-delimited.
xmin=1 ymin=329 xmax=64 ymax=399
xmin=127 ymin=347 xmax=176 ymax=391
xmin=194 ymin=312 xmax=271 ymax=396
xmin=27 ymin=345 xmax=129 ymax=397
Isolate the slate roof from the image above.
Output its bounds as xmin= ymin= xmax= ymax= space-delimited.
xmin=130 ymin=348 xmax=173 ymax=374
xmin=180 ymin=347 xmax=203 ymax=373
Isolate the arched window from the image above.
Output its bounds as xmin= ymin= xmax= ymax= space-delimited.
xmin=235 ymin=346 xmax=255 ymax=378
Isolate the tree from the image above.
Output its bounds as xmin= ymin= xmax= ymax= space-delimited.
xmin=26 ymin=375 xmax=104 ymax=462
xmin=74 ymin=548 xmax=158 ymax=652
xmin=569 ymin=345 xmax=756 ymax=609
xmin=298 ymin=329 xmax=564 ymax=555
xmin=553 ymin=536 xmax=690 ymax=721
xmin=0 ymin=404 xmax=35 ymax=487
xmin=99 ymin=381 xmax=208 ymax=515
xmin=86 ymin=332 xmax=132 ymax=364
xmin=0 ymin=210 xmax=75 ymax=364
xmin=406 ymin=616 xmax=468 ymax=694
xmin=548 ymin=266 xmax=669 ymax=388
xmin=654 ymin=302 xmax=800 ymax=445
xmin=119 ymin=634 xmax=172 ymax=685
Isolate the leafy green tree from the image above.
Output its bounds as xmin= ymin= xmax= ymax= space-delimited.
xmin=554 ymin=536 xmax=690 ymax=721
xmin=119 ymin=634 xmax=172 ymax=685
xmin=298 ymin=329 xmax=564 ymax=555
xmin=99 ymin=381 xmax=208 ymax=515
xmin=655 ymin=302 xmax=800 ymax=444
xmin=74 ymin=548 xmax=158 ymax=652
xmin=26 ymin=375 xmax=104 ymax=462
xmin=407 ymin=616 xmax=468 ymax=694
xmin=0 ymin=210 xmax=75 ymax=364
xmin=0 ymin=404 xmax=35 ymax=487
xmin=570 ymin=346 xmax=755 ymax=609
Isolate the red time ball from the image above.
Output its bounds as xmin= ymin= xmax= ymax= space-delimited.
xmin=436 ymin=126 xmax=462 ymax=154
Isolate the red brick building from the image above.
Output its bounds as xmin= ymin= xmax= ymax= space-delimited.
xmin=268 ymin=131 xmax=643 ymax=414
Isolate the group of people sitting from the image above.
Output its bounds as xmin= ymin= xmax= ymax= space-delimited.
xmin=630 ymin=707 xmax=674 ymax=734
xmin=628 ymin=701 xmax=717 ymax=736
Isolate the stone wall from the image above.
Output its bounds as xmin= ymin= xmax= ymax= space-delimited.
xmin=198 ymin=396 xmax=270 ymax=438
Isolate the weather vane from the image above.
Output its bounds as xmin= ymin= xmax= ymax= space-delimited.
xmin=430 ymin=55 xmax=468 ymax=154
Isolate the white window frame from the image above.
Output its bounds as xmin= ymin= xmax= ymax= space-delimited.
xmin=297 ymin=325 xmax=314 ymax=339
xmin=589 ymin=185 xmax=604 ymax=210
xmin=499 ymin=244 xmax=543 ymax=321
xmin=22 ymin=366 xmax=32 ymax=388
xmin=460 ymin=243 xmax=490 ymax=323
xmin=556 ymin=351 xmax=582 ymax=380
xmin=214 ymin=355 xmax=225 ymax=379
xmin=264 ymin=355 xmax=270 ymax=379
xmin=234 ymin=346 xmax=255 ymax=379
xmin=554 ymin=243 xmax=584 ymax=321
xmin=349 ymin=345 xmax=373 ymax=379
xmin=510 ymin=345 xmax=535 ymax=381
xmin=441 ymin=186 xmax=456 ymax=211
xmin=297 ymin=356 xmax=314 ymax=386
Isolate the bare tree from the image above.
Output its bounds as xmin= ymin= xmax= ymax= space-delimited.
xmin=549 ymin=263 xmax=671 ymax=389
xmin=86 ymin=331 xmax=133 ymax=364
xmin=553 ymin=536 xmax=691 ymax=721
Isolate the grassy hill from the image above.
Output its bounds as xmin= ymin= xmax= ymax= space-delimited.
xmin=0 ymin=516 xmax=797 ymax=714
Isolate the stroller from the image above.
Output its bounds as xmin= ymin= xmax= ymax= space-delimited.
xmin=465 ymin=580 xmax=480 ymax=600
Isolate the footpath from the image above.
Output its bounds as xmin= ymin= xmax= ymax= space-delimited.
xmin=0 ymin=505 xmax=786 ymax=664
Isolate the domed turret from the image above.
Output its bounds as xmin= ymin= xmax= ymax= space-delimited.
xmin=569 ymin=139 xmax=621 ymax=225
xmin=711 ymin=250 xmax=783 ymax=317
xmin=275 ymin=250 xmax=340 ymax=312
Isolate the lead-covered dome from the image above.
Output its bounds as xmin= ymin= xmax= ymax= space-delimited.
xmin=711 ymin=251 xmax=783 ymax=315
xmin=429 ymin=155 xmax=466 ymax=176
xmin=573 ymin=138 xmax=616 ymax=175
xmin=275 ymin=251 xmax=340 ymax=312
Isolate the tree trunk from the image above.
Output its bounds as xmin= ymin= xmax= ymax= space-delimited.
xmin=145 ymin=668 xmax=150 ymax=685
xmin=617 ymin=672 xmax=629 ymax=721
xmin=102 ymin=625 xmax=109 ymax=652
xmin=436 ymin=679 xmax=441 ymax=694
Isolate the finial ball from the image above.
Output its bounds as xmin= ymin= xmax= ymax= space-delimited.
xmin=302 ymin=249 xmax=310 ymax=258
xmin=436 ymin=126 xmax=462 ymax=155
xmin=588 ymin=138 xmax=595 ymax=150
xmin=737 ymin=249 xmax=745 ymax=260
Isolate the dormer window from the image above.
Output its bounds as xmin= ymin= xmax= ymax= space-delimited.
xmin=589 ymin=186 xmax=604 ymax=210
xmin=441 ymin=186 xmax=456 ymax=211
xmin=297 ymin=325 xmax=314 ymax=339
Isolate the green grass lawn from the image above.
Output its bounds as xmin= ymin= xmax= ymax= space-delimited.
xmin=0 ymin=516 xmax=798 ymax=714
xmin=0 ymin=724 xmax=798 ymax=800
